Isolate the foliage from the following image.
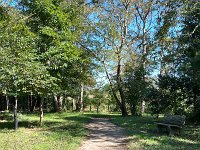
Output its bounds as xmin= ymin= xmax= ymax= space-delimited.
xmin=179 ymin=0 xmax=200 ymax=121
xmin=147 ymin=75 xmax=187 ymax=115
xmin=152 ymin=0 xmax=200 ymax=121
xmin=124 ymin=66 xmax=149 ymax=115
xmin=0 ymin=6 xmax=54 ymax=97
xmin=20 ymin=0 xmax=84 ymax=94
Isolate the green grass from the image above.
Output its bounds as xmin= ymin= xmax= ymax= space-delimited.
xmin=0 ymin=112 xmax=91 ymax=150
xmin=110 ymin=115 xmax=200 ymax=150
xmin=1 ymin=112 xmax=200 ymax=150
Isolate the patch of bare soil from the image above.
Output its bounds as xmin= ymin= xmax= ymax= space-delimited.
xmin=79 ymin=118 xmax=128 ymax=150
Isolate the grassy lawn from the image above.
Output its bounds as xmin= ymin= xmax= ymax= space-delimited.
xmin=0 ymin=112 xmax=91 ymax=150
xmin=111 ymin=115 xmax=200 ymax=150
xmin=1 ymin=112 xmax=200 ymax=150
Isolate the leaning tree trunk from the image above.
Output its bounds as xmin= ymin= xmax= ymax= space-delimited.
xmin=116 ymin=51 xmax=128 ymax=116
xmin=116 ymin=8 xmax=128 ymax=116
xmin=39 ymin=97 xmax=44 ymax=127
xmin=118 ymin=86 xmax=128 ymax=116
xmin=14 ymin=96 xmax=18 ymax=130
xmin=102 ymin=60 xmax=123 ymax=111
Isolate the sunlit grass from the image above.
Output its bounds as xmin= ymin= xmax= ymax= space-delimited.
xmin=1 ymin=112 xmax=199 ymax=150
xmin=0 ymin=112 xmax=90 ymax=150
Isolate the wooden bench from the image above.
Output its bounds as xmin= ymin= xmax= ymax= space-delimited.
xmin=155 ymin=115 xmax=186 ymax=136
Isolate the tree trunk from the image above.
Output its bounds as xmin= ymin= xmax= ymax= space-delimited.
xmin=118 ymin=87 xmax=128 ymax=116
xmin=62 ymin=94 xmax=67 ymax=111
xmin=39 ymin=97 xmax=44 ymax=127
xmin=141 ymin=26 xmax=147 ymax=115
xmin=116 ymin=52 xmax=128 ymax=116
xmin=33 ymin=98 xmax=37 ymax=112
xmin=102 ymin=60 xmax=122 ymax=111
xmin=90 ymin=103 xmax=92 ymax=111
xmin=29 ymin=93 xmax=34 ymax=112
xmin=80 ymin=83 xmax=84 ymax=112
xmin=72 ymin=98 xmax=77 ymax=111
xmin=54 ymin=94 xmax=63 ymax=112
xmin=59 ymin=95 xmax=63 ymax=111
xmin=96 ymin=106 xmax=99 ymax=113
xmin=54 ymin=94 xmax=59 ymax=112
xmin=54 ymin=94 xmax=58 ymax=111
xmin=130 ymin=99 xmax=137 ymax=116
xmin=141 ymin=100 xmax=145 ymax=114
xmin=28 ymin=95 xmax=30 ymax=112
xmin=14 ymin=96 xmax=18 ymax=130
xmin=6 ymin=95 xmax=9 ymax=111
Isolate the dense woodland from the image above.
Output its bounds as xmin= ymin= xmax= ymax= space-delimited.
xmin=0 ymin=0 xmax=200 ymax=131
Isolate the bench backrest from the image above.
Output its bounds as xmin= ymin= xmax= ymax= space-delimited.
xmin=162 ymin=115 xmax=186 ymax=126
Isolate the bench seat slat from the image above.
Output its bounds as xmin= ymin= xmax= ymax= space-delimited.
xmin=155 ymin=122 xmax=183 ymax=128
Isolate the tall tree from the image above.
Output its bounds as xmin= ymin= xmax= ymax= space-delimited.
xmin=81 ymin=0 xmax=158 ymax=116
xmin=20 ymin=0 xmax=87 ymax=112
xmin=0 ymin=5 xmax=55 ymax=129
xmin=152 ymin=0 xmax=200 ymax=120
xmin=180 ymin=0 xmax=200 ymax=121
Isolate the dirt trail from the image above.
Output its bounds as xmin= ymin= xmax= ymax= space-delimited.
xmin=79 ymin=118 xmax=128 ymax=150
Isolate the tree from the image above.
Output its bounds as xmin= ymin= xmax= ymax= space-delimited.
xmin=20 ymin=0 xmax=88 ymax=112
xmin=0 ymin=5 xmax=56 ymax=129
xmin=153 ymin=0 xmax=200 ymax=121
xmin=81 ymin=0 xmax=160 ymax=116
xmin=179 ymin=0 xmax=200 ymax=121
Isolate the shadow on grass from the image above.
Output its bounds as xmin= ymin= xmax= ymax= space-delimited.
xmin=111 ymin=115 xmax=200 ymax=150
xmin=0 ymin=120 xmax=40 ymax=130
xmin=0 ymin=112 xmax=117 ymax=130
xmin=0 ymin=113 xmax=90 ymax=131
xmin=41 ymin=115 xmax=92 ymax=138
xmin=0 ymin=114 xmax=91 ymax=141
xmin=0 ymin=121 xmax=14 ymax=130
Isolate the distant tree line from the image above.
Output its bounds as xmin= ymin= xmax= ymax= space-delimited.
xmin=0 ymin=0 xmax=200 ymax=130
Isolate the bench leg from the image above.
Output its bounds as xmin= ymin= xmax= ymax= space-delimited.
xmin=167 ymin=126 xmax=174 ymax=136
xmin=179 ymin=128 xmax=184 ymax=135
xmin=157 ymin=125 xmax=162 ymax=133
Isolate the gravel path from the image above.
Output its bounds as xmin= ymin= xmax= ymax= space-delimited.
xmin=79 ymin=118 xmax=128 ymax=150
